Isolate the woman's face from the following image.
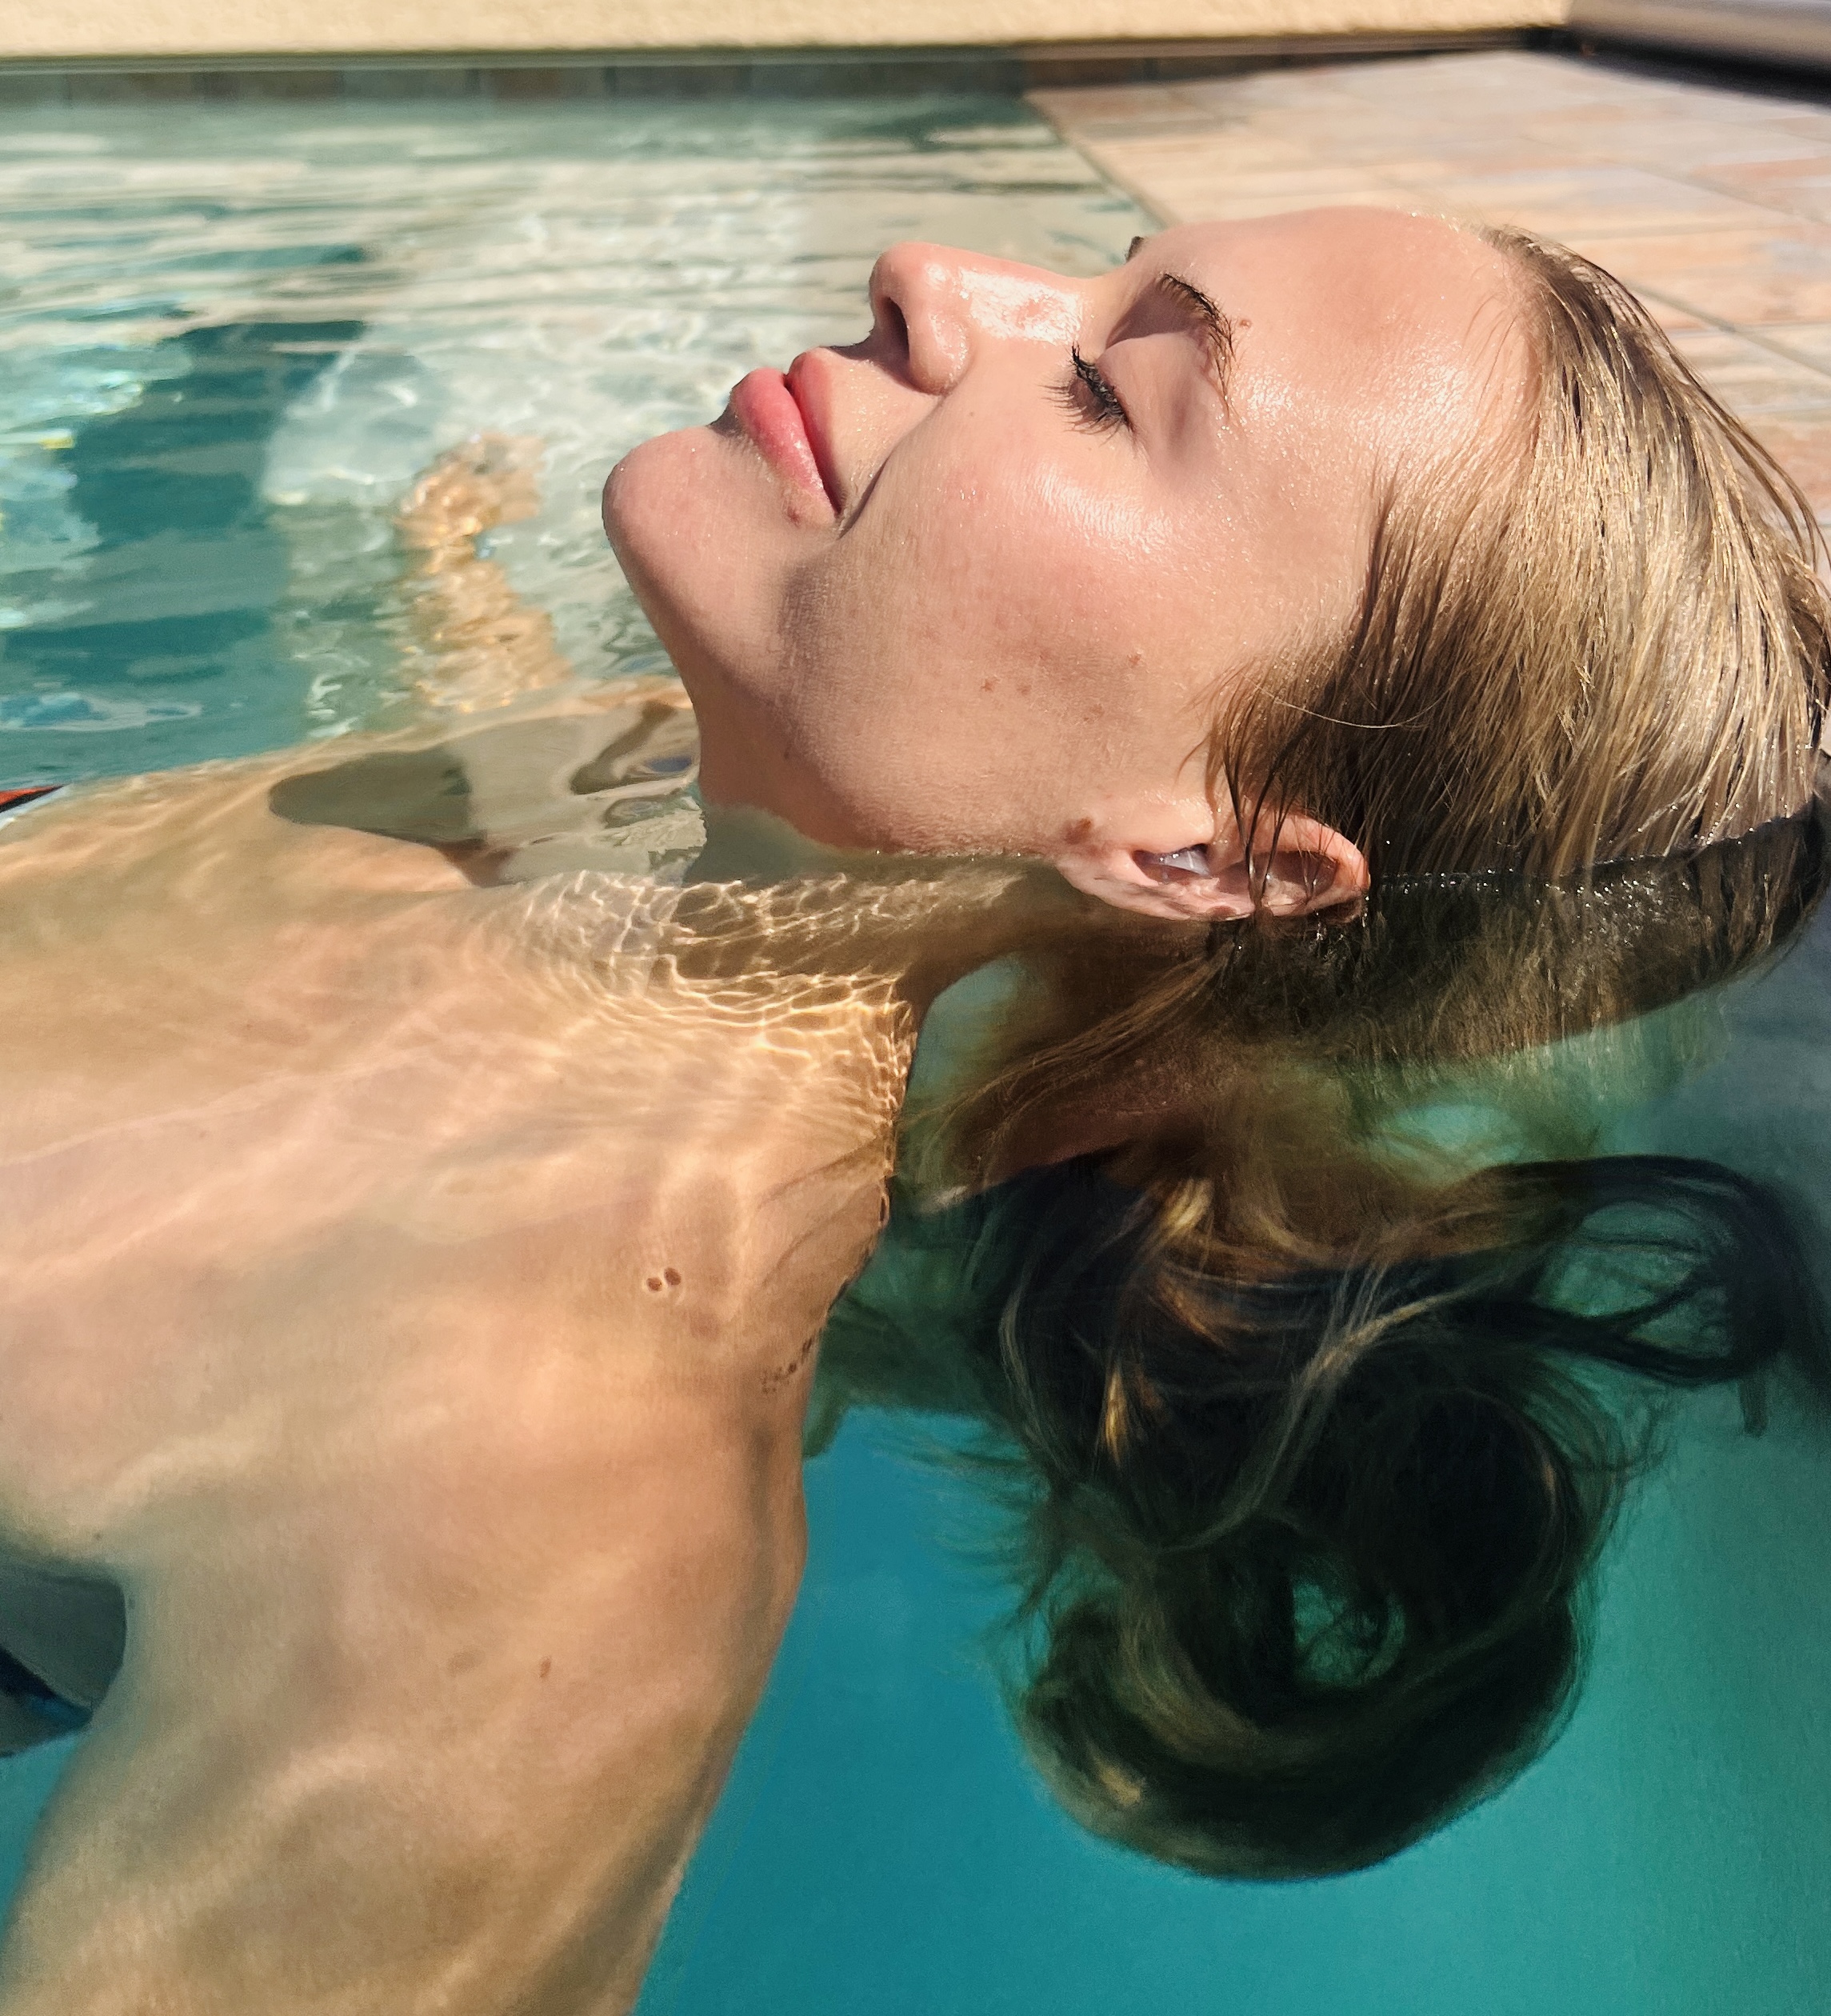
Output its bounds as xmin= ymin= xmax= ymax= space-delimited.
xmin=602 ymin=209 xmax=1526 ymax=906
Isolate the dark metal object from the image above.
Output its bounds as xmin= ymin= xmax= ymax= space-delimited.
xmin=1569 ymin=0 xmax=1831 ymax=75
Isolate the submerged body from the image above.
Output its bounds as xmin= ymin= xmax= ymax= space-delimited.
xmin=0 ymin=729 xmax=969 ymax=2013
xmin=1 ymin=182 xmax=1825 ymax=1998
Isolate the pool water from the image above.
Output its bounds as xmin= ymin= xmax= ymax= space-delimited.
xmin=4 ymin=82 xmax=1831 ymax=2016
xmin=0 ymin=91 xmax=1136 ymax=785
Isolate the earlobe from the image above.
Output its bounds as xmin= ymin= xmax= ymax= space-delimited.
xmin=1249 ymin=827 xmax=1369 ymax=917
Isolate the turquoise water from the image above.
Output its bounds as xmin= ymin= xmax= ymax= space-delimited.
xmin=0 ymin=91 xmax=1135 ymax=785
xmin=4 ymin=83 xmax=1831 ymax=2016
xmin=649 ymin=1393 xmax=1831 ymax=2016
xmin=650 ymin=926 xmax=1831 ymax=2014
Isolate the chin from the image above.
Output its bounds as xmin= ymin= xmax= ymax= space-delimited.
xmin=600 ymin=430 xmax=780 ymax=725
xmin=600 ymin=431 xmax=688 ymax=594
xmin=599 ymin=433 xmax=722 ymax=663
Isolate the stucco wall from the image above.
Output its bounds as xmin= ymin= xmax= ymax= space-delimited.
xmin=0 ymin=0 xmax=1565 ymax=64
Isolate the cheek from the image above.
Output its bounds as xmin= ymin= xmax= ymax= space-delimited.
xmin=1026 ymin=458 xmax=1182 ymax=564
xmin=802 ymin=449 xmax=1182 ymax=686
xmin=765 ymin=454 xmax=1210 ymax=849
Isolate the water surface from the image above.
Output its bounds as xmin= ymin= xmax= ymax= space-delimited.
xmin=2 ymin=82 xmax=1829 ymax=2016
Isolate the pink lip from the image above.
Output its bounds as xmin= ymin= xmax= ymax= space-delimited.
xmin=786 ymin=351 xmax=845 ymax=512
xmin=730 ymin=368 xmax=822 ymax=506
xmin=729 ymin=359 xmax=840 ymax=518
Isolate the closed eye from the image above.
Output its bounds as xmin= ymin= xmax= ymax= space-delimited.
xmin=1054 ymin=346 xmax=1131 ymax=436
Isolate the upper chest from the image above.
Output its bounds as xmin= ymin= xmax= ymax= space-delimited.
xmin=0 ymin=889 xmax=910 ymax=1559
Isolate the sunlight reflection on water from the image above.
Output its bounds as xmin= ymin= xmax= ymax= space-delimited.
xmin=0 ymin=94 xmax=1143 ymax=787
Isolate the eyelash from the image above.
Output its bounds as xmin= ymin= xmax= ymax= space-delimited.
xmin=1056 ymin=346 xmax=1131 ymax=435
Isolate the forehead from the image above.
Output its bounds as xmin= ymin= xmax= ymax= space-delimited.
xmin=1147 ymin=209 xmax=1527 ymax=450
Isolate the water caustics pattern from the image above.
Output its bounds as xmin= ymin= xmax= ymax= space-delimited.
xmin=0 ymin=720 xmax=1038 ymax=2010
xmin=0 ymin=85 xmax=1165 ymax=2013
xmin=6 ymin=74 xmax=1831 ymax=2016
xmin=0 ymin=95 xmax=1141 ymax=782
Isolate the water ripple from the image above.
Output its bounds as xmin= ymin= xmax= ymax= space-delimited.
xmin=0 ymin=94 xmax=1144 ymax=786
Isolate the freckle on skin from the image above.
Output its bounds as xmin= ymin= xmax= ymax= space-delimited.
xmin=664 ymin=1266 xmax=682 ymax=1286
xmin=1065 ymin=816 xmax=1094 ymax=843
xmin=539 ymin=1658 xmax=551 ymax=1680
xmin=646 ymin=1276 xmax=663 ymax=1293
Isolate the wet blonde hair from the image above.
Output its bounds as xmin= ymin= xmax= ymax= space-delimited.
xmin=1221 ymin=226 xmax=1829 ymax=885
xmin=831 ymin=254 xmax=1831 ymax=1854
xmin=810 ymin=229 xmax=1831 ymax=1880
xmin=821 ymin=806 xmax=1831 ymax=1882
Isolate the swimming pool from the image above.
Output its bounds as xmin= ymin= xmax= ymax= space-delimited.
xmin=0 ymin=89 xmax=1137 ymax=785
xmin=4 ymin=74 xmax=1831 ymax=2016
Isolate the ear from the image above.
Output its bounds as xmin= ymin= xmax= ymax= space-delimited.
xmin=1056 ymin=810 xmax=1369 ymax=922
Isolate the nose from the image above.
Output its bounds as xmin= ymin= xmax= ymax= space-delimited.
xmin=865 ymin=242 xmax=1083 ymax=396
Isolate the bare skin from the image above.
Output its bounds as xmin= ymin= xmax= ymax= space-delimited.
xmin=0 ymin=442 xmax=1097 ymax=2014
xmin=605 ymin=210 xmax=1531 ymax=917
xmin=395 ymin=433 xmax=574 ymax=714
xmin=0 ymin=733 xmax=1070 ymax=2014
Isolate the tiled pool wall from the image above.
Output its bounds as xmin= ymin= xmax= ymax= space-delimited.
xmin=0 ymin=32 xmax=1542 ymax=106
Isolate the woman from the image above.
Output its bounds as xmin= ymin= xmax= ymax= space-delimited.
xmin=0 ymin=206 xmax=1823 ymax=2010
xmin=813 ymin=801 xmax=1831 ymax=1879
xmin=605 ymin=210 xmax=1826 ymax=895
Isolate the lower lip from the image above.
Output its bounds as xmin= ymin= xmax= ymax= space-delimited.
xmin=729 ymin=367 xmax=833 ymax=514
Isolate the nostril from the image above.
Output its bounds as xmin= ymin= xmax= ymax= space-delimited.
xmin=867 ymin=242 xmax=959 ymax=391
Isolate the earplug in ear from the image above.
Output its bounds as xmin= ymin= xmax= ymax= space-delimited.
xmin=1137 ymin=847 xmax=1209 ymax=880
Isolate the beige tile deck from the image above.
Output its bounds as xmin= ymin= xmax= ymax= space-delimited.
xmin=1669 ymin=328 xmax=1831 ymax=409
xmin=1032 ymin=48 xmax=1831 ymax=512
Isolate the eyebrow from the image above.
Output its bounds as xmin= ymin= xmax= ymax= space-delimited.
xmin=1153 ymin=270 xmax=1237 ymax=410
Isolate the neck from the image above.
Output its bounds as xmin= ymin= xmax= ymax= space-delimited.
xmin=682 ymin=802 xmax=1098 ymax=1020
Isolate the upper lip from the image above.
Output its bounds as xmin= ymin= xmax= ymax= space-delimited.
xmin=786 ymin=350 xmax=844 ymax=516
